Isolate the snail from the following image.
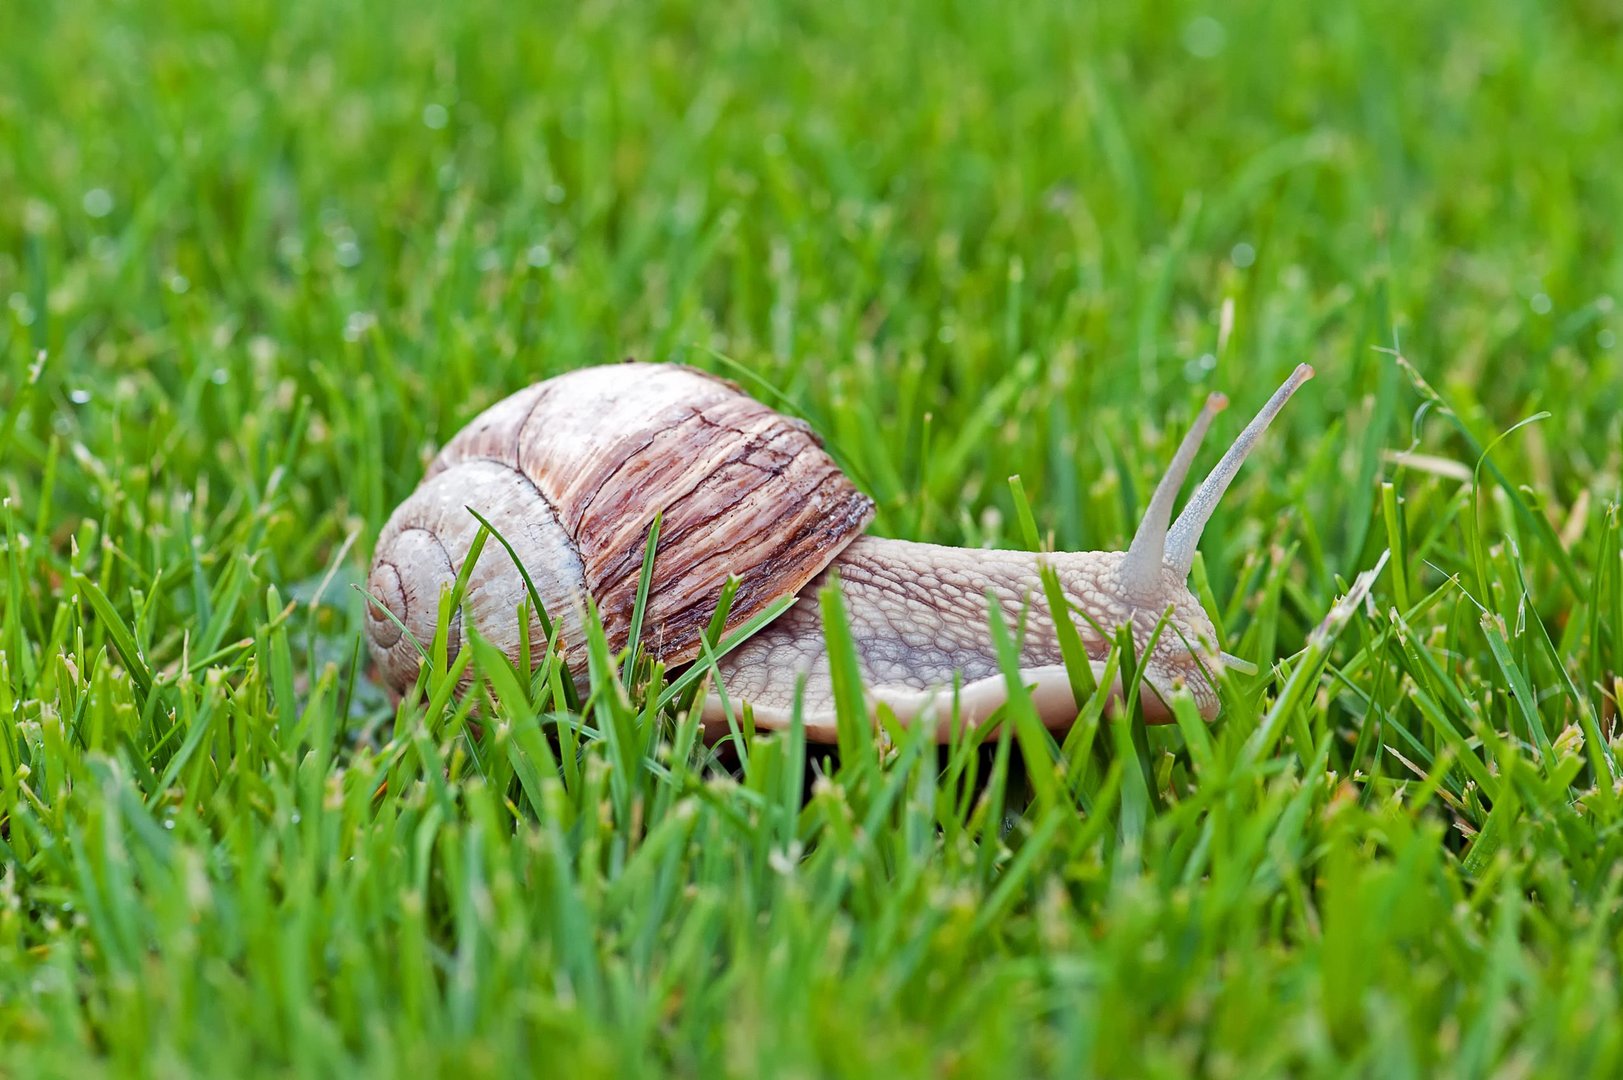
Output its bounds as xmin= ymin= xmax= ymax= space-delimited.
xmin=364 ymin=361 xmax=1312 ymax=741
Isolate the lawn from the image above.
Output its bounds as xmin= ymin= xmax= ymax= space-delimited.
xmin=3 ymin=0 xmax=1623 ymax=1075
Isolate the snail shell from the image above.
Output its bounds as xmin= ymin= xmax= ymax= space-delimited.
xmin=364 ymin=363 xmax=874 ymax=694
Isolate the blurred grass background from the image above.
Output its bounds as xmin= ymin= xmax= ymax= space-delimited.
xmin=3 ymin=0 xmax=1623 ymax=1075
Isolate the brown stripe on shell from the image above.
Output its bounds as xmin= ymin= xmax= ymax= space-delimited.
xmin=426 ymin=362 xmax=873 ymax=667
xmin=582 ymin=400 xmax=800 ymax=595
xmin=594 ymin=448 xmax=854 ymax=621
xmin=639 ymin=471 xmax=877 ymax=660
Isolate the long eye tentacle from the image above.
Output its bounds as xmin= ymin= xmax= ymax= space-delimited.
xmin=1120 ymin=392 xmax=1227 ymax=601
xmin=1164 ymin=364 xmax=1314 ymax=579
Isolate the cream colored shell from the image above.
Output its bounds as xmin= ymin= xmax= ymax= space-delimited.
xmin=364 ymin=362 xmax=875 ymax=694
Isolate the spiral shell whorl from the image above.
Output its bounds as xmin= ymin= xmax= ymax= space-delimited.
xmin=364 ymin=459 xmax=588 ymax=693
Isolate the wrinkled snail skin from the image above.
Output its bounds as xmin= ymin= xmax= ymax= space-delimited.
xmin=706 ymin=539 xmax=1220 ymax=742
xmin=364 ymin=360 xmax=1313 ymax=744
xmin=713 ymin=362 xmax=1315 ymax=739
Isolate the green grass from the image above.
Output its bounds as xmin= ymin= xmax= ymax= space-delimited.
xmin=3 ymin=0 xmax=1623 ymax=1074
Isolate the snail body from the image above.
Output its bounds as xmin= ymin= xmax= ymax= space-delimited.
xmin=365 ymin=361 xmax=1312 ymax=741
